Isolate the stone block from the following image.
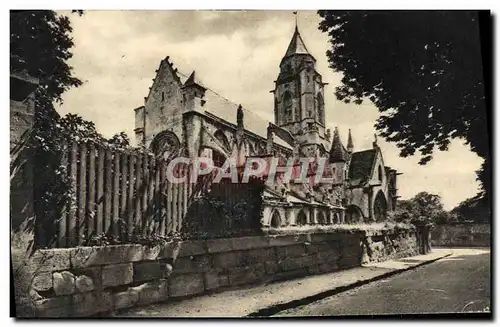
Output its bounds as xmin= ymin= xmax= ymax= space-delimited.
xmin=219 ymin=273 xmax=230 ymax=287
xmin=168 ymin=273 xmax=205 ymax=298
xmin=338 ymin=256 xmax=361 ymax=269
xmin=206 ymin=238 xmax=233 ymax=253
xmin=34 ymin=296 xmax=72 ymax=317
xmin=142 ymin=245 xmax=163 ymax=261
xmin=315 ymin=250 xmax=341 ymax=263
xmin=134 ymin=261 xmax=163 ymax=282
xmin=32 ymin=272 xmax=52 ymax=292
xmin=231 ymin=236 xmax=269 ymax=251
xmin=228 ymin=264 xmax=265 ymax=286
xmin=213 ymin=251 xmax=244 ymax=268
xmin=310 ymin=232 xmax=345 ymax=243
xmin=278 ymin=255 xmax=315 ymax=272
xmin=264 ymin=260 xmax=279 ymax=275
xmin=319 ymin=262 xmax=340 ymax=273
xmin=173 ymin=254 xmax=212 ymax=273
xmin=245 ymin=248 xmax=276 ymax=264
xmin=307 ymin=264 xmax=321 ymax=275
xmin=102 ymin=263 xmax=133 ymax=287
xmin=316 ymin=241 xmax=340 ymax=252
xmin=133 ymin=279 xmax=168 ymax=306
xmin=53 ymin=271 xmax=76 ymax=296
xmin=75 ymin=275 xmax=94 ymax=293
xmin=272 ymin=267 xmax=309 ymax=282
xmin=72 ymin=267 xmax=102 ymax=290
xmin=70 ymin=245 xmax=143 ymax=269
xmin=268 ymin=234 xmax=309 ymax=247
xmin=276 ymin=244 xmax=306 ymax=260
xmin=113 ymin=289 xmax=139 ymax=310
xmin=163 ymin=240 xmax=207 ymax=258
xmin=204 ymin=271 xmax=220 ymax=290
xmin=72 ymin=291 xmax=113 ymax=317
xmin=29 ymin=249 xmax=71 ymax=273
xmin=304 ymin=243 xmax=319 ymax=253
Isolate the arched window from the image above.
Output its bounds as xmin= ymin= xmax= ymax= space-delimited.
xmin=317 ymin=93 xmax=324 ymax=124
xmin=378 ymin=165 xmax=383 ymax=182
xmin=317 ymin=211 xmax=327 ymax=225
xmin=306 ymin=96 xmax=314 ymax=118
xmin=150 ymin=131 xmax=180 ymax=160
xmin=282 ymin=91 xmax=292 ymax=123
xmin=374 ymin=191 xmax=388 ymax=222
xmin=296 ymin=210 xmax=307 ymax=226
xmin=270 ymin=210 xmax=281 ymax=228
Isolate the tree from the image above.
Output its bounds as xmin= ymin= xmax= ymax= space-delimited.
xmin=451 ymin=194 xmax=491 ymax=224
xmin=390 ymin=192 xmax=449 ymax=225
xmin=318 ymin=11 xmax=490 ymax=203
xmin=108 ymin=131 xmax=131 ymax=149
xmin=11 ymin=10 xmax=85 ymax=247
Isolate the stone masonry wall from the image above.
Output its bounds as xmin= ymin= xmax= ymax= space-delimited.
xmin=432 ymin=223 xmax=490 ymax=247
xmin=13 ymin=227 xmax=419 ymax=317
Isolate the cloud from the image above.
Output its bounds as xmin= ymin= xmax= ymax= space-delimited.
xmin=55 ymin=10 xmax=483 ymax=210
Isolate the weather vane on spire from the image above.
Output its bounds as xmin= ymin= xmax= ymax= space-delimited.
xmin=293 ymin=11 xmax=298 ymax=29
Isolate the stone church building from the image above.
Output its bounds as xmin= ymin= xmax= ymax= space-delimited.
xmin=134 ymin=25 xmax=400 ymax=227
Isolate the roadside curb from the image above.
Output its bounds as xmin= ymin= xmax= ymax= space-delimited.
xmin=246 ymin=252 xmax=452 ymax=317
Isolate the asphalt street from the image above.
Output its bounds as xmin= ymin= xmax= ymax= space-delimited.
xmin=276 ymin=248 xmax=491 ymax=316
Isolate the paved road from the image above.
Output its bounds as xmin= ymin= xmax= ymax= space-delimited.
xmin=276 ymin=248 xmax=491 ymax=316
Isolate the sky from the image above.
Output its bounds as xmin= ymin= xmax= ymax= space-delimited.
xmin=55 ymin=10 xmax=484 ymax=210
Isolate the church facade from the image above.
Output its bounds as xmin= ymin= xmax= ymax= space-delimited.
xmin=134 ymin=25 xmax=400 ymax=227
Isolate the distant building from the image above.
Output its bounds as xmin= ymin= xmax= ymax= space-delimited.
xmin=134 ymin=25 xmax=400 ymax=226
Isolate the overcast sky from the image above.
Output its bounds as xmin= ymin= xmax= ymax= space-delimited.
xmin=55 ymin=10 xmax=484 ymax=210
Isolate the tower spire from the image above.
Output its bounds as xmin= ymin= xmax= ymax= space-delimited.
xmin=347 ymin=129 xmax=354 ymax=153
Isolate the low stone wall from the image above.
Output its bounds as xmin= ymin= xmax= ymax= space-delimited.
xmin=13 ymin=227 xmax=419 ymax=317
xmin=432 ymin=223 xmax=490 ymax=247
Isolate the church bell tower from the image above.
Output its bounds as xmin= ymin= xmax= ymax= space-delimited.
xmin=272 ymin=23 xmax=328 ymax=156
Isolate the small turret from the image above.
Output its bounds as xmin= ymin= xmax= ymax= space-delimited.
xmin=347 ymin=129 xmax=354 ymax=154
xmin=182 ymin=71 xmax=206 ymax=112
xmin=329 ymin=127 xmax=347 ymax=163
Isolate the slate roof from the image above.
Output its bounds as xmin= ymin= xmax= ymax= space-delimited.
xmin=329 ymin=127 xmax=348 ymax=163
xmin=284 ymin=26 xmax=313 ymax=58
xmin=348 ymin=149 xmax=377 ymax=187
xmin=178 ymin=70 xmax=293 ymax=150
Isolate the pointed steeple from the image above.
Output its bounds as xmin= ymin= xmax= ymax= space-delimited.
xmin=329 ymin=127 xmax=348 ymax=163
xmin=284 ymin=25 xmax=311 ymax=58
xmin=347 ymin=129 xmax=354 ymax=153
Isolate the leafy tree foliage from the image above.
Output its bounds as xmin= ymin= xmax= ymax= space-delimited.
xmin=389 ymin=192 xmax=449 ymax=225
xmin=451 ymin=195 xmax=491 ymax=224
xmin=318 ymin=11 xmax=490 ymax=202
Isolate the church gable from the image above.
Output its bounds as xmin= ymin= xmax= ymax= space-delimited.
xmin=143 ymin=57 xmax=184 ymax=147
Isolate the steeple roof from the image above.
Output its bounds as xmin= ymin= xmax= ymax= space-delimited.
xmin=347 ymin=129 xmax=354 ymax=150
xmin=329 ymin=127 xmax=348 ymax=163
xmin=283 ymin=25 xmax=313 ymax=58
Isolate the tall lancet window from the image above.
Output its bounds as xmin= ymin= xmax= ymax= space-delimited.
xmin=317 ymin=93 xmax=324 ymax=124
xmin=283 ymin=91 xmax=292 ymax=123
